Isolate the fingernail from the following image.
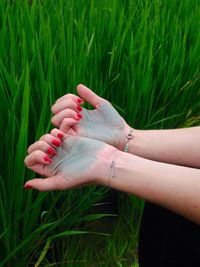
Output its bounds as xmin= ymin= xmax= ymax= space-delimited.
xmin=52 ymin=139 xmax=61 ymax=147
xmin=44 ymin=155 xmax=53 ymax=163
xmin=77 ymin=113 xmax=83 ymax=119
xmin=47 ymin=147 xmax=56 ymax=156
xmin=24 ymin=184 xmax=32 ymax=189
xmin=77 ymin=105 xmax=82 ymax=111
xmin=77 ymin=98 xmax=84 ymax=104
xmin=74 ymin=115 xmax=81 ymax=121
xmin=57 ymin=133 xmax=63 ymax=139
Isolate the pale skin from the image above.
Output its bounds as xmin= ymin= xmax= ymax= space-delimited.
xmin=24 ymin=84 xmax=200 ymax=224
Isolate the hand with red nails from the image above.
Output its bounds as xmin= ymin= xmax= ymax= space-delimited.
xmin=51 ymin=84 xmax=131 ymax=150
xmin=24 ymin=128 xmax=117 ymax=191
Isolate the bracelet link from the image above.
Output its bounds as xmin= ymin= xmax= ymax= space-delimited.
xmin=108 ymin=160 xmax=116 ymax=187
xmin=124 ymin=129 xmax=134 ymax=152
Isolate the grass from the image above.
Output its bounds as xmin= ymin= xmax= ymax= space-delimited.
xmin=0 ymin=0 xmax=200 ymax=266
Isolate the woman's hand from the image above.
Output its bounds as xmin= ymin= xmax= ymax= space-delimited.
xmin=24 ymin=128 xmax=117 ymax=191
xmin=51 ymin=84 xmax=131 ymax=150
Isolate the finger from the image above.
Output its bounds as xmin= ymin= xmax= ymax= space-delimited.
xmin=27 ymin=140 xmax=57 ymax=157
xmin=51 ymin=109 xmax=81 ymax=127
xmin=52 ymin=98 xmax=83 ymax=114
xmin=40 ymin=134 xmax=62 ymax=148
xmin=76 ymin=84 xmax=106 ymax=108
xmin=59 ymin=118 xmax=79 ymax=133
xmin=24 ymin=150 xmax=53 ymax=168
xmin=56 ymin=93 xmax=84 ymax=104
xmin=50 ymin=128 xmax=67 ymax=140
xmin=24 ymin=174 xmax=72 ymax=191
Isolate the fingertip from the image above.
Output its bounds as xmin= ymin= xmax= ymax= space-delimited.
xmin=50 ymin=128 xmax=67 ymax=140
xmin=57 ymin=132 xmax=64 ymax=140
xmin=51 ymin=104 xmax=55 ymax=113
xmin=51 ymin=116 xmax=59 ymax=127
xmin=23 ymin=179 xmax=47 ymax=192
xmin=76 ymin=84 xmax=86 ymax=93
xmin=43 ymin=155 xmax=53 ymax=163
xmin=77 ymin=98 xmax=84 ymax=104
xmin=24 ymin=157 xmax=27 ymax=166
xmin=76 ymin=84 xmax=104 ymax=108
xmin=77 ymin=113 xmax=83 ymax=119
xmin=24 ymin=183 xmax=33 ymax=189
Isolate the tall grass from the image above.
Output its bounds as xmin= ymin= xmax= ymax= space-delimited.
xmin=0 ymin=0 xmax=200 ymax=266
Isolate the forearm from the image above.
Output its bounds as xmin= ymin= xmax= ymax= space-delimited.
xmin=126 ymin=126 xmax=200 ymax=168
xmin=100 ymin=150 xmax=200 ymax=224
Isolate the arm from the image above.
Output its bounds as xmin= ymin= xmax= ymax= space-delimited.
xmin=98 ymin=149 xmax=200 ymax=225
xmin=51 ymin=85 xmax=200 ymax=168
xmin=24 ymin=129 xmax=200 ymax=224
xmin=49 ymin=85 xmax=200 ymax=223
xmin=127 ymin=126 xmax=200 ymax=168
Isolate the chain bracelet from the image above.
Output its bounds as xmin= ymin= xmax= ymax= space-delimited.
xmin=108 ymin=160 xmax=116 ymax=187
xmin=124 ymin=129 xmax=134 ymax=152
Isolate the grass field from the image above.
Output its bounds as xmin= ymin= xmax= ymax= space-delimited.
xmin=0 ymin=0 xmax=200 ymax=266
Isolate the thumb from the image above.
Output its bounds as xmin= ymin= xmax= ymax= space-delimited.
xmin=23 ymin=175 xmax=70 ymax=192
xmin=77 ymin=84 xmax=106 ymax=108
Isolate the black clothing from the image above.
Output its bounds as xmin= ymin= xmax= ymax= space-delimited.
xmin=139 ymin=202 xmax=200 ymax=267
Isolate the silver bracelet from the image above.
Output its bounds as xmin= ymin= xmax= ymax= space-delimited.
xmin=108 ymin=129 xmax=134 ymax=187
xmin=124 ymin=129 xmax=134 ymax=152
xmin=108 ymin=160 xmax=116 ymax=187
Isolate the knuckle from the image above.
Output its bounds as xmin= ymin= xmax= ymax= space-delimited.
xmin=103 ymin=99 xmax=109 ymax=105
xmin=50 ymin=128 xmax=57 ymax=135
xmin=51 ymin=116 xmax=58 ymax=126
xmin=62 ymin=117 xmax=69 ymax=124
xmin=40 ymin=134 xmax=50 ymax=141
xmin=65 ymin=93 xmax=73 ymax=98
xmin=64 ymin=108 xmax=76 ymax=116
xmin=34 ymin=150 xmax=42 ymax=158
xmin=24 ymin=156 xmax=28 ymax=166
xmin=27 ymin=145 xmax=32 ymax=154
xmin=37 ymin=140 xmax=45 ymax=148
xmin=51 ymin=104 xmax=56 ymax=113
xmin=67 ymin=98 xmax=76 ymax=108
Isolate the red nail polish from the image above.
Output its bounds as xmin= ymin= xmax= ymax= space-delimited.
xmin=77 ymin=105 xmax=82 ymax=111
xmin=57 ymin=133 xmax=63 ymax=139
xmin=77 ymin=113 xmax=83 ymax=119
xmin=74 ymin=115 xmax=80 ymax=121
xmin=44 ymin=155 xmax=53 ymax=163
xmin=52 ymin=139 xmax=61 ymax=147
xmin=77 ymin=98 xmax=84 ymax=104
xmin=24 ymin=184 xmax=32 ymax=189
xmin=47 ymin=147 xmax=56 ymax=156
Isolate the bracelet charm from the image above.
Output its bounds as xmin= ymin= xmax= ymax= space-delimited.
xmin=124 ymin=129 xmax=134 ymax=152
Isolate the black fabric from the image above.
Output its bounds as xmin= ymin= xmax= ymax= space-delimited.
xmin=138 ymin=202 xmax=200 ymax=267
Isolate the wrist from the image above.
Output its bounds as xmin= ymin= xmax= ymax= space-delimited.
xmin=95 ymin=148 xmax=121 ymax=187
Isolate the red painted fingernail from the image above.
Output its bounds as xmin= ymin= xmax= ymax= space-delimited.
xmin=44 ymin=155 xmax=53 ymax=163
xmin=57 ymin=133 xmax=63 ymax=139
xmin=77 ymin=98 xmax=84 ymax=104
xmin=24 ymin=184 xmax=32 ymax=189
xmin=52 ymin=139 xmax=61 ymax=147
xmin=77 ymin=113 xmax=83 ymax=119
xmin=47 ymin=147 xmax=56 ymax=156
xmin=77 ymin=105 xmax=82 ymax=111
xmin=74 ymin=116 xmax=80 ymax=121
